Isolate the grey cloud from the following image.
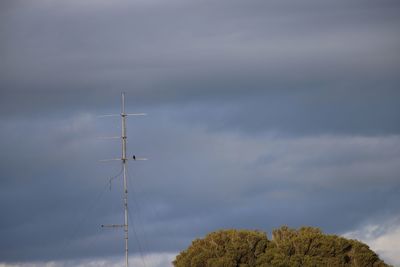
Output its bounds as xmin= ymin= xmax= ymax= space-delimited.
xmin=1 ymin=0 xmax=399 ymax=134
xmin=1 ymin=109 xmax=400 ymax=262
xmin=1 ymin=0 xmax=400 ymax=264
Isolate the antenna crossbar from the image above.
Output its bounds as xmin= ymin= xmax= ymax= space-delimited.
xmin=98 ymin=113 xmax=147 ymax=117
xmin=101 ymin=224 xmax=125 ymax=228
xmin=97 ymin=136 xmax=120 ymax=140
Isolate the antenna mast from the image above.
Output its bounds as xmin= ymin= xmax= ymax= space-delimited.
xmin=121 ymin=92 xmax=129 ymax=267
xmin=100 ymin=92 xmax=146 ymax=267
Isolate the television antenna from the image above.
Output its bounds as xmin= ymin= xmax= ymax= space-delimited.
xmin=99 ymin=92 xmax=146 ymax=267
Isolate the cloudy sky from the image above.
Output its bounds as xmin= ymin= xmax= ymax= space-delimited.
xmin=1 ymin=0 xmax=400 ymax=266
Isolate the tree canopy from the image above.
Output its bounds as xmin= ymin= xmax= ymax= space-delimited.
xmin=173 ymin=226 xmax=390 ymax=267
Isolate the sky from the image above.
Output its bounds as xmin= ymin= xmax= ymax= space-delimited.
xmin=1 ymin=0 xmax=400 ymax=266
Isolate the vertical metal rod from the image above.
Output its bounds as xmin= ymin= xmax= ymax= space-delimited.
xmin=121 ymin=92 xmax=129 ymax=267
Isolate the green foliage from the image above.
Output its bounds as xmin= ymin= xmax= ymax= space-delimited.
xmin=173 ymin=226 xmax=390 ymax=267
xmin=173 ymin=229 xmax=269 ymax=267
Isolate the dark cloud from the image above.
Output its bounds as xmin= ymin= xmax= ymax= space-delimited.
xmin=1 ymin=0 xmax=399 ymax=133
xmin=1 ymin=111 xmax=399 ymax=262
xmin=1 ymin=0 xmax=400 ymax=264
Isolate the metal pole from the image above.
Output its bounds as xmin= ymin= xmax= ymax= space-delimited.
xmin=100 ymin=93 xmax=146 ymax=266
xmin=121 ymin=92 xmax=129 ymax=267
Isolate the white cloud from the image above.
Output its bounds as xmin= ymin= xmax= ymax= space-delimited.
xmin=0 ymin=253 xmax=176 ymax=267
xmin=343 ymin=217 xmax=400 ymax=266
